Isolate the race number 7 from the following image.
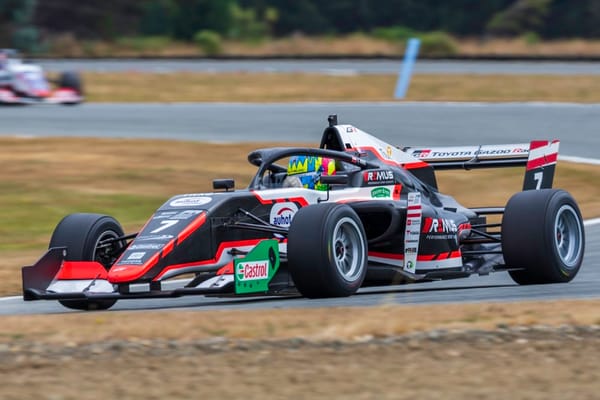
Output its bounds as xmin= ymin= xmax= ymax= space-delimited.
xmin=534 ymin=171 xmax=543 ymax=190
xmin=150 ymin=220 xmax=178 ymax=234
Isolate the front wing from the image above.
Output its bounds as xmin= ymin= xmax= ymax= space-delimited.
xmin=23 ymin=240 xmax=283 ymax=302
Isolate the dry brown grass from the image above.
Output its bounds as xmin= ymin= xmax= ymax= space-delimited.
xmin=45 ymin=34 xmax=600 ymax=58
xmin=82 ymin=72 xmax=600 ymax=103
xmin=1 ymin=300 xmax=599 ymax=343
xmin=460 ymin=37 xmax=600 ymax=57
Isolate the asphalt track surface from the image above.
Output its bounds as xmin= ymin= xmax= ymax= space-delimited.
xmin=1 ymin=102 xmax=599 ymax=158
xmin=36 ymin=59 xmax=600 ymax=75
xmin=1 ymin=102 xmax=599 ymax=314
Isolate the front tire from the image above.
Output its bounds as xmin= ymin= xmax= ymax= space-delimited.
xmin=49 ymin=213 xmax=125 ymax=310
xmin=288 ymin=203 xmax=367 ymax=298
xmin=502 ymin=189 xmax=585 ymax=285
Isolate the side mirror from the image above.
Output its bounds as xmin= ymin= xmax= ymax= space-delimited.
xmin=213 ymin=179 xmax=234 ymax=191
xmin=320 ymin=174 xmax=348 ymax=185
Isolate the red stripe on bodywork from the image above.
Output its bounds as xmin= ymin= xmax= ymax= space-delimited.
xmin=393 ymin=184 xmax=402 ymax=200
xmin=368 ymin=251 xmax=461 ymax=261
xmin=252 ymin=192 xmax=310 ymax=207
xmin=153 ymin=238 xmax=264 ymax=280
xmin=108 ymin=213 xmax=207 ymax=283
xmin=178 ymin=212 xmax=207 ymax=243
xmin=528 ymin=140 xmax=548 ymax=151
xmin=56 ymin=261 xmax=108 ymax=280
xmin=526 ymin=153 xmax=558 ymax=170
xmin=217 ymin=261 xmax=234 ymax=275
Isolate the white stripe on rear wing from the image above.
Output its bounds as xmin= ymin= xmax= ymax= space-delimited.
xmin=403 ymin=143 xmax=532 ymax=170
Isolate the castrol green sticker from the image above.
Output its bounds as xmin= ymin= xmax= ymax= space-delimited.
xmin=234 ymin=239 xmax=280 ymax=294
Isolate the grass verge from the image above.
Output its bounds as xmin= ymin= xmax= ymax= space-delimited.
xmin=46 ymin=34 xmax=600 ymax=58
xmin=80 ymin=72 xmax=600 ymax=103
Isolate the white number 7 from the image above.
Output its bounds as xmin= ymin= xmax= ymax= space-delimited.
xmin=150 ymin=220 xmax=178 ymax=234
xmin=533 ymin=171 xmax=543 ymax=190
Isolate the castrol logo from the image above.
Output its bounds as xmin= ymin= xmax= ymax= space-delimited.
xmin=237 ymin=260 xmax=269 ymax=280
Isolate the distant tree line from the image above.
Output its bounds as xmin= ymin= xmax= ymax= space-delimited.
xmin=1 ymin=0 xmax=599 ymax=52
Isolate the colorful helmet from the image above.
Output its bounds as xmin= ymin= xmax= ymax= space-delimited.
xmin=287 ymin=155 xmax=336 ymax=190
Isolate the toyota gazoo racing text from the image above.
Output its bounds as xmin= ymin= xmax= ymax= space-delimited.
xmin=0 ymin=49 xmax=83 ymax=105
xmin=22 ymin=115 xmax=585 ymax=310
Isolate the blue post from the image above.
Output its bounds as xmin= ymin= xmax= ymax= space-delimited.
xmin=394 ymin=38 xmax=421 ymax=99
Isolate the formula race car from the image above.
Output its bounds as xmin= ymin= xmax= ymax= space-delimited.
xmin=22 ymin=115 xmax=585 ymax=310
xmin=0 ymin=49 xmax=83 ymax=105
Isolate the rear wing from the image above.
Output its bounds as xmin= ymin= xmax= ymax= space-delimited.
xmin=403 ymin=140 xmax=560 ymax=190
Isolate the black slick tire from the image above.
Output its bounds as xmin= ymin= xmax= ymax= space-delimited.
xmin=49 ymin=213 xmax=124 ymax=310
xmin=502 ymin=189 xmax=585 ymax=285
xmin=287 ymin=203 xmax=367 ymax=298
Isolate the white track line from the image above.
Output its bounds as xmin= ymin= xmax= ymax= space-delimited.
xmin=584 ymin=218 xmax=600 ymax=227
xmin=560 ymin=155 xmax=600 ymax=166
xmin=0 ymin=296 xmax=22 ymax=301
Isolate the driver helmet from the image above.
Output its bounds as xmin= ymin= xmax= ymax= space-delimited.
xmin=286 ymin=155 xmax=336 ymax=190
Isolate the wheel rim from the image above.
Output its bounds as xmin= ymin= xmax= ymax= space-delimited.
xmin=93 ymin=229 xmax=121 ymax=268
xmin=554 ymin=205 xmax=583 ymax=269
xmin=332 ymin=217 xmax=365 ymax=282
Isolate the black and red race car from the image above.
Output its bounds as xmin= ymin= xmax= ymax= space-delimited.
xmin=22 ymin=115 xmax=585 ymax=310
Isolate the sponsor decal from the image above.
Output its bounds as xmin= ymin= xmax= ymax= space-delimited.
xmin=411 ymin=149 xmax=431 ymax=158
xmin=135 ymin=234 xmax=174 ymax=242
xmin=363 ymin=170 xmax=394 ymax=185
xmin=154 ymin=210 xmax=202 ymax=220
xmin=386 ymin=146 xmax=393 ymax=159
xmin=236 ymin=260 xmax=269 ymax=281
xmin=129 ymin=243 xmax=165 ymax=250
xmin=270 ymin=202 xmax=298 ymax=227
xmin=235 ymin=240 xmax=280 ymax=294
xmin=413 ymin=147 xmax=529 ymax=159
xmin=346 ymin=127 xmax=354 ymax=133
xmin=169 ymin=196 xmax=212 ymax=207
xmin=422 ymin=217 xmax=458 ymax=240
xmin=118 ymin=251 xmax=147 ymax=265
xmin=404 ymin=192 xmax=422 ymax=273
xmin=371 ymin=187 xmax=391 ymax=198
xmin=423 ymin=218 xmax=458 ymax=234
xmin=127 ymin=252 xmax=146 ymax=260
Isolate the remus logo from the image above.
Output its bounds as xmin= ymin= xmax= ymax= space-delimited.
xmin=270 ymin=202 xmax=298 ymax=227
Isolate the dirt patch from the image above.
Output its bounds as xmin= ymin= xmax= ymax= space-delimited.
xmin=1 ymin=301 xmax=600 ymax=399
xmin=2 ymin=300 xmax=599 ymax=343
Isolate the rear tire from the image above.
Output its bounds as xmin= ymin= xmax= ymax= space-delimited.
xmin=502 ymin=189 xmax=585 ymax=285
xmin=58 ymin=71 xmax=83 ymax=94
xmin=288 ymin=203 xmax=367 ymax=298
xmin=58 ymin=71 xmax=83 ymax=105
xmin=49 ymin=213 xmax=124 ymax=310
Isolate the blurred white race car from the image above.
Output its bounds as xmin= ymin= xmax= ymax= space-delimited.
xmin=0 ymin=49 xmax=83 ymax=105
